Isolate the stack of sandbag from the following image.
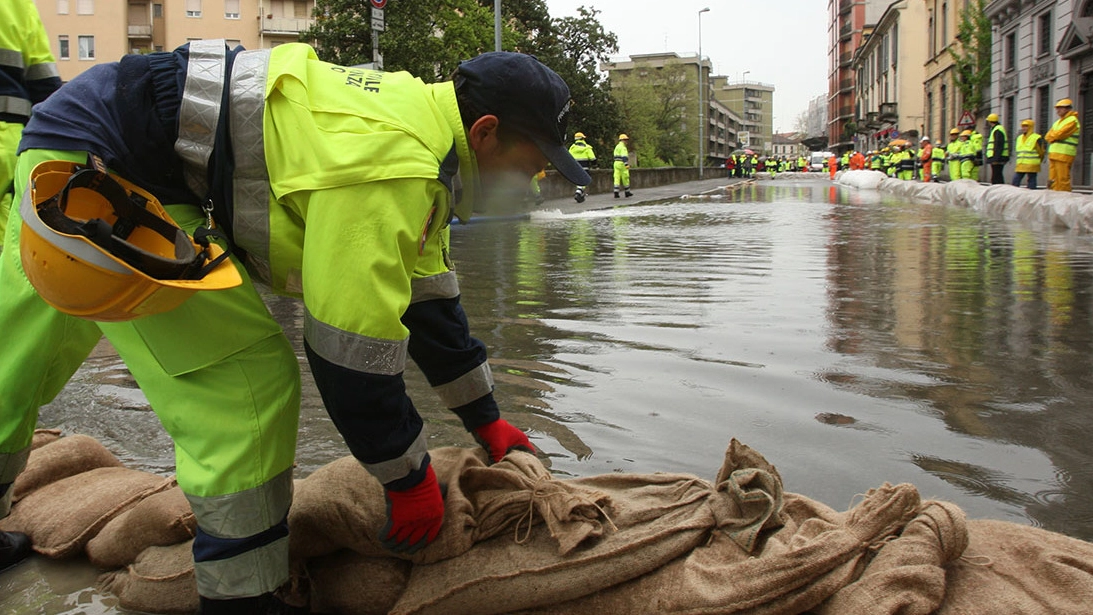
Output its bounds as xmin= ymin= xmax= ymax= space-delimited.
xmin=0 ymin=430 xmax=199 ymax=613
xmin=8 ymin=431 xmax=1093 ymax=614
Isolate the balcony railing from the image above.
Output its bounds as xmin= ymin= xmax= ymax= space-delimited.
xmin=839 ymin=0 xmax=854 ymax=15
xmin=128 ymin=24 xmax=152 ymax=38
xmin=262 ymin=17 xmax=314 ymax=33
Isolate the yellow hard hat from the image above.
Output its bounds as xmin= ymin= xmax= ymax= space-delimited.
xmin=1021 ymin=119 xmax=1034 ymax=126
xmin=949 ymin=127 xmax=960 ymax=135
xmin=618 ymin=133 xmax=629 ymax=140
xmin=1055 ymin=98 xmax=1074 ymax=108
xmin=960 ymin=129 xmax=972 ymax=137
xmin=19 ymin=158 xmax=242 ymax=322
xmin=986 ymin=113 xmax=999 ymax=122
xmin=882 ymin=147 xmax=890 ymax=153
xmin=574 ymin=132 xmax=586 ymax=139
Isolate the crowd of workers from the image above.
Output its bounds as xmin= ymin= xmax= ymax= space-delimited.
xmin=830 ymin=98 xmax=1081 ymax=191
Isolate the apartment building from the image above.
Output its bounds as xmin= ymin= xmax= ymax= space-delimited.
xmin=853 ymin=0 xmax=928 ymax=152
xmin=828 ymin=0 xmax=891 ymax=152
xmin=711 ymin=78 xmax=775 ymax=154
xmin=35 ymin=0 xmax=315 ymax=82
xmin=987 ymin=0 xmax=1079 ymax=184
xmin=922 ymin=0 xmax=971 ymax=148
xmin=600 ymin=52 xmax=747 ymax=166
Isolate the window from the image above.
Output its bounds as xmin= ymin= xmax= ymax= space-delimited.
xmin=153 ymin=3 xmax=162 ymax=18
xmin=929 ymin=12 xmax=935 ymax=57
xmin=1037 ymin=86 xmax=1051 ymax=136
xmin=58 ymin=35 xmax=69 ymax=60
xmin=1005 ymin=96 xmax=1015 ymax=152
xmin=927 ymin=92 xmax=934 ymax=138
xmin=186 ymin=0 xmax=201 ymax=18
xmin=1038 ymin=11 xmax=1052 ymax=56
xmin=57 ymin=0 xmax=69 ymax=15
xmin=224 ymin=0 xmax=239 ymax=19
xmin=891 ymin=21 xmax=898 ymax=67
xmin=1005 ymin=31 xmax=1016 ymax=71
xmin=940 ymin=83 xmax=948 ymax=133
xmin=941 ymin=2 xmax=948 ymax=44
xmin=77 ymin=0 xmax=93 ymax=14
xmin=78 ymin=35 xmax=95 ymax=60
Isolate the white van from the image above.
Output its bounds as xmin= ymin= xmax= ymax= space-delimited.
xmin=810 ymin=151 xmax=834 ymax=172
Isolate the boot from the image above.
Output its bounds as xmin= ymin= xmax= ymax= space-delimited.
xmin=613 ymin=190 xmax=620 ymax=198
xmin=0 ymin=531 xmax=32 ymax=572
xmin=624 ymin=190 xmax=633 ymax=198
xmin=574 ymin=189 xmax=585 ymax=203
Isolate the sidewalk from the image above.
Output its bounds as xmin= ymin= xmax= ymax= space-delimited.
xmin=535 ymin=175 xmax=752 ymax=215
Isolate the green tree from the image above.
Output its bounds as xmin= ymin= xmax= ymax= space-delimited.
xmin=950 ymin=0 xmax=991 ymax=115
xmin=610 ymin=62 xmax=695 ymax=166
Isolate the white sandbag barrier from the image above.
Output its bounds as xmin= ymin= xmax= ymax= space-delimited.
xmin=5 ymin=431 xmax=1093 ymax=614
xmin=837 ymin=170 xmax=1093 ymax=233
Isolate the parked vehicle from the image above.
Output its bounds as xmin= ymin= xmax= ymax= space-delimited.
xmin=810 ymin=151 xmax=834 ymax=172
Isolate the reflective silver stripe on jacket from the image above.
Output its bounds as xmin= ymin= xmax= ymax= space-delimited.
xmin=176 ymin=39 xmax=226 ymax=199
xmin=360 ymin=431 xmax=429 ymax=484
xmin=20 ymin=187 xmax=130 ymax=274
xmin=183 ymin=467 xmax=293 ymax=538
xmin=0 ymin=447 xmax=30 ymax=486
xmin=0 ymin=48 xmax=22 ymax=69
xmin=304 ymin=306 xmax=409 ymax=376
xmin=25 ymin=62 xmax=59 ymax=81
xmin=434 ymin=362 xmax=494 ymax=409
xmin=0 ymin=95 xmax=32 ymax=117
xmin=195 ymin=537 xmax=289 ymax=599
xmin=228 ymin=48 xmax=273 ymax=278
xmin=410 ymin=271 xmax=459 ymax=304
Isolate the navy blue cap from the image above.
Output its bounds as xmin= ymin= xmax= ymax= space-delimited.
xmin=456 ymin=52 xmax=592 ymax=187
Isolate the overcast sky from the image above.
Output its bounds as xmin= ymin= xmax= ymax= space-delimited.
xmin=543 ymin=0 xmax=829 ymax=133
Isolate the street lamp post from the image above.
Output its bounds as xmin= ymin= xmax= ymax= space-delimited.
xmin=698 ymin=7 xmax=710 ymax=178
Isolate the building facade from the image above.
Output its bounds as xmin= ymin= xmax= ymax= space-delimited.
xmin=854 ymin=0 xmax=929 ymax=152
xmin=600 ymin=52 xmax=746 ymax=168
xmin=35 ymin=0 xmax=315 ymax=82
xmin=711 ymin=78 xmax=775 ymax=154
xmin=772 ymin=133 xmax=809 ymax=158
xmin=828 ymin=0 xmax=891 ymax=152
xmin=923 ymin=0 xmax=975 ymax=153
xmin=987 ymin=0 xmax=1079 ymax=185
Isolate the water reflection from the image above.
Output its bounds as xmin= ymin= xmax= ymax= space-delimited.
xmin=32 ymin=179 xmax=1093 ymax=554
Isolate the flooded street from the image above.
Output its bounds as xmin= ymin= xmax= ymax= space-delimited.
xmin=6 ymin=178 xmax=1093 ymax=612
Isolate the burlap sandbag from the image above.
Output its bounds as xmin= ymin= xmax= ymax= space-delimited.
xmin=512 ymin=453 xmax=922 ymax=614
xmin=937 ymin=519 xmax=1093 ymax=614
xmin=99 ymin=540 xmax=198 ymax=614
xmin=389 ymin=452 xmax=718 ymax=615
xmin=0 ymin=466 xmax=174 ymax=558
xmin=815 ymin=500 xmax=967 ymax=614
xmin=289 ymin=447 xmax=484 ymax=564
xmin=12 ymin=434 xmax=123 ymax=502
xmin=86 ymin=484 xmax=196 ymax=570
xmin=301 ymin=549 xmax=412 ymax=615
xmin=30 ymin=428 xmax=63 ymax=450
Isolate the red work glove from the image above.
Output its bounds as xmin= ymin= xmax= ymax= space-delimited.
xmin=472 ymin=418 xmax=535 ymax=464
xmin=379 ymin=465 xmax=444 ymax=554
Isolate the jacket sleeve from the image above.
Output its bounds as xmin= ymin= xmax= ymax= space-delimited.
xmin=1046 ymin=117 xmax=1077 ymax=143
xmin=299 ymin=178 xmax=449 ymax=490
xmin=21 ymin=0 xmax=61 ymax=104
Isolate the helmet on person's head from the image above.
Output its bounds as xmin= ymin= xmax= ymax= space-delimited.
xmin=950 ymin=128 xmax=960 ymax=136
xmin=986 ymin=113 xmax=999 ymax=122
xmin=618 ymin=133 xmax=629 ymax=140
xmin=1021 ymin=119 xmax=1034 ymax=127
xmin=1055 ymin=98 xmax=1074 ymax=108
xmin=960 ymin=129 xmax=972 ymax=137
xmin=921 ymin=136 xmax=930 ymax=142
xmin=573 ymin=132 xmax=586 ymax=140
xmin=19 ymin=157 xmax=241 ymax=322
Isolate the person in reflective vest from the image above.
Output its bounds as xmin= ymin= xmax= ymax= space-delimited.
xmin=870 ymin=150 xmax=884 ymax=171
xmin=828 ymin=154 xmax=838 ymax=179
xmin=893 ymin=145 xmax=915 ymax=181
xmin=0 ymin=42 xmax=591 ymax=613
xmin=918 ymin=136 xmax=934 ymax=181
xmin=840 ymin=150 xmax=850 ymax=170
xmin=567 ymin=131 xmax=595 ymax=202
xmin=1045 ymin=98 xmax=1081 ymax=192
xmin=959 ymin=129 xmax=980 ymax=181
xmin=930 ymin=138 xmax=946 ymax=182
xmin=613 ymin=133 xmax=632 ymax=197
xmin=985 ymin=113 xmax=1009 ymax=185
xmin=946 ymin=128 xmax=963 ymax=180
xmin=0 ymin=0 xmax=61 ymax=251
xmin=1011 ymin=119 xmax=1045 ymax=189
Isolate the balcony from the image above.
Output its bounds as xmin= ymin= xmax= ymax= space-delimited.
xmin=838 ymin=78 xmax=854 ymax=93
xmin=865 ymin=111 xmax=881 ymax=129
xmin=261 ymin=17 xmax=314 ymax=34
xmin=879 ymin=102 xmax=898 ymax=121
xmin=839 ymin=52 xmax=853 ymax=68
xmin=839 ymin=21 xmax=853 ymax=41
xmin=839 ymin=0 xmax=854 ymax=16
xmin=128 ymin=24 xmax=152 ymax=38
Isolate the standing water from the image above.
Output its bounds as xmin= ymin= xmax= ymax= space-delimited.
xmin=6 ymin=178 xmax=1093 ymax=612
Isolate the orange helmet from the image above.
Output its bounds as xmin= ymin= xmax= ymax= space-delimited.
xmin=20 ymin=158 xmax=242 ymax=322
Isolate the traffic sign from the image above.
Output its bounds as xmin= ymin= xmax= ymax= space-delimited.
xmin=370 ymin=0 xmax=387 ymax=8
xmin=957 ymin=110 xmax=976 ymax=127
xmin=371 ymin=7 xmax=385 ymax=31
